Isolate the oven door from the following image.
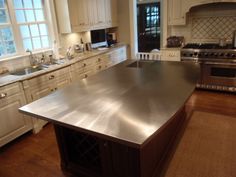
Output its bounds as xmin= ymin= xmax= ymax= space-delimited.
xmin=202 ymin=62 xmax=236 ymax=87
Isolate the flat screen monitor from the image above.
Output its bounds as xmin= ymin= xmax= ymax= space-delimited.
xmin=91 ymin=29 xmax=107 ymax=48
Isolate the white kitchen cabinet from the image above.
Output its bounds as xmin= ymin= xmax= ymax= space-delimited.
xmin=107 ymin=46 xmax=127 ymax=65
xmin=168 ymin=0 xmax=186 ymax=26
xmin=23 ymin=66 xmax=71 ymax=133
xmin=160 ymin=49 xmax=181 ymax=61
xmin=0 ymin=83 xmax=32 ymax=147
xmin=55 ymin=0 xmax=117 ymax=33
xmin=71 ymin=46 xmax=127 ymax=82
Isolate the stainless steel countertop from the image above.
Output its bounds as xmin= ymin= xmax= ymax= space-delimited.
xmin=20 ymin=60 xmax=200 ymax=148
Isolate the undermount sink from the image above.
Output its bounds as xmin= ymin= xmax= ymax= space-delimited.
xmin=127 ymin=60 xmax=155 ymax=68
xmin=10 ymin=66 xmax=44 ymax=76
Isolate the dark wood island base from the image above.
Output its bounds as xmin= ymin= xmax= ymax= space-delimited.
xmin=53 ymin=106 xmax=186 ymax=177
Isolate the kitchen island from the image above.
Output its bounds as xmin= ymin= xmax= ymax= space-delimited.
xmin=20 ymin=60 xmax=200 ymax=177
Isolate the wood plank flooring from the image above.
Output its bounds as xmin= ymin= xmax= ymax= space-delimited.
xmin=0 ymin=124 xmax=65 ymax=177
xmin=0 ymin=89 xmax=236 ymax=177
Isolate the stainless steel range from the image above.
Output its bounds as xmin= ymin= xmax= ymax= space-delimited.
xmin=181 ymin=43 xmax=236 ymax=92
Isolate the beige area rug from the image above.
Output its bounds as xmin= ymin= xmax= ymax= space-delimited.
xmin=163 ymin=111 xmax=236 ymax=177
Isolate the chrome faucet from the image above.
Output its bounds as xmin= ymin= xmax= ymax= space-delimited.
xmin=26 ymin=49 xmax=36 ymax=66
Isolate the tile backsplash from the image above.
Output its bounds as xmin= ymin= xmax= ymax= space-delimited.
xmin=191 ymin=16 xmax=236 ymax=42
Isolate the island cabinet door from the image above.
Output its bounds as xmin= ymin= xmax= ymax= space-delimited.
xmin=53 ymin=125 xmax=141 ymax=177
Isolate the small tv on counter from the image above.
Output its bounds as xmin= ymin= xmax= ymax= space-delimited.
xmin=91 ymin=29 xmax=107 ymax=49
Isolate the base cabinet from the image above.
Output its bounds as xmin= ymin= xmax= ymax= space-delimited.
xmin=71 ymin=46 xmax=127 ymax=82
xmin=53 ymin=106 xmax=185 ymax=177
xmin=23 ymin=66 xmax=71 ymax=133
xmin=160 ymin=49 xmax=181 ymax=61
xmin=0 ymin=83 xmax=32 ymax=147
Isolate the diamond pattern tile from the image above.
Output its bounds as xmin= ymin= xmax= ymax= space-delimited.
xmin=192 ymin=16 xmax=236 ymax=40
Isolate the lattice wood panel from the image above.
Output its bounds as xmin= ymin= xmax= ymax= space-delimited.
xmin=191 ymin=16 xmax=236 ymax=41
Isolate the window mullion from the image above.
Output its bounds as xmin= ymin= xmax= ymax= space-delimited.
xmin=7 ymin=0 xmax=25 ymax=55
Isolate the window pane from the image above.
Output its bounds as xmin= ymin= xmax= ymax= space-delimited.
xmin=20 ymin=25 xmax=30 ymax=38
xmin=6 ymin=41 xmax=16 ymax=53
xmin=0 ymin=42 xmax=5 ymax=56
xmin=0 ymin=10 xmax=8 ymax=23
xmin=39 ymin=23 xmax=47 ymax=35
xmin=32 ymin=37 xmax=41 ymax=49
xmin=2 ymin=28 xmax=13 ymax=40
xmin=30 ymin=24 xmax=39 ymax=37
xmin=23 ymin=0 xmax=33 ymax=8
xmin=41 ymin=36 xmax=49 ymax=48
xmin=13 ymin=0 xmax=23 ymax=8
xmin=25 ymin=10 xmax=35 ymax=22
xmin=33 ymin=0 xmax=42 ymax=8
xmin=15 ymin=10 xmax=26 ymax=23
xmin=23 ymin=38 xmax=32 ymax=50
xmin=35 ymin=9 xmax=44 ymax=21
xmin=0 ymin=0 xmax=5 ymax=8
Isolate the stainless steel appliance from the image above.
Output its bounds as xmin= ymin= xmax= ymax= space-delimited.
xmin=181 ymin=43 xmax=236 ymax=92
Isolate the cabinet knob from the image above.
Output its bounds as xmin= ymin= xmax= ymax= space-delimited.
xmin=99 ymin=66 xmax=102 ymax=69
xmin=84 ymin=74 xmax=88 ymax=78
xmin=104 ymin=142 xmax=108 ymax=147
xmin=0 ymin=93 xmax=7 ymax=99
xmin=49 ymin=75 xmax=55 ymax=80
xmin=83 ymin=63 xmax=87 ymax=67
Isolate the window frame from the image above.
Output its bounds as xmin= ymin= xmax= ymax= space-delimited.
xmin=0 ymin=0 xmax=56 ymax=60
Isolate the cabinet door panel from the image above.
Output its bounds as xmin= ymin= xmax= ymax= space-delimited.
xmin=96 ymin=0 xmax=106 ymax=26
xmin=168 ymin=0 xmax=186 ymax=25
xmin=31 ymin=85 xmax=53 ymax=101
xmin=0 ymin=94 xmax=32 ymax=147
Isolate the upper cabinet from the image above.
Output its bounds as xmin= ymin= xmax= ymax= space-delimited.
xmin=168 ymin=0 xmax=236 ymax=26
xmin=55 ymin=0 xmax=118 ymax=33
xmin=168 ymin=0 xmax=186 ymax=26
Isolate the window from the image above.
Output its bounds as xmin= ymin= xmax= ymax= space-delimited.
xmin=0 ymin=0 xmax=16 ymax=56
xmin=13 ymin=0 xmax=50 ymax=50
xmin=0 ymin=0 xmax=51 ymax=58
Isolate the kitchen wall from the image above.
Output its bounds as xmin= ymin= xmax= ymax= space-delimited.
xmin=117 ymin=0 xmax=131 ymax=58
xmin=169 ymin=2 xmax=236 ymax=44
xmin=59 ymin=32 xmax=91 ymax=55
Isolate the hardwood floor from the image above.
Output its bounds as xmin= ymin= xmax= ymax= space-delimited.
xmin=0 ymin=124 xmax=65 ymax=177
xmin=0 ymin=89 xmax=236 ymax=177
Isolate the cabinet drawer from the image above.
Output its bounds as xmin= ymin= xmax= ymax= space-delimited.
xmin=26 ymin=67 xmax=70 ymax=88
xmin=0 ymin=83 xmax=22 ymax=100
xmin=161 ymin=50 xmax=181 ymax=61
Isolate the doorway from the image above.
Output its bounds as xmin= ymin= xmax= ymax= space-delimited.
xmin=137 ymin=2 xmax=161 ymax=52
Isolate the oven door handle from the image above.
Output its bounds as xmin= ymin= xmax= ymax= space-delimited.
xmin=204 ymin=61 xmax=236 ymax=66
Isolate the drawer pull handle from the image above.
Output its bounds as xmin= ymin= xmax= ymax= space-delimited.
xmin=49 ymin=75 xmax=55 ymax=80
xmin=0 ymin=93 xmax=7 ymax=99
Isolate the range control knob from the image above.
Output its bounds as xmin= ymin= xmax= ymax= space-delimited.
xmin=231 ymin=54 xmax=236 ymax=58
xmin=219 ymin=53 xmax=224 ymax=57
